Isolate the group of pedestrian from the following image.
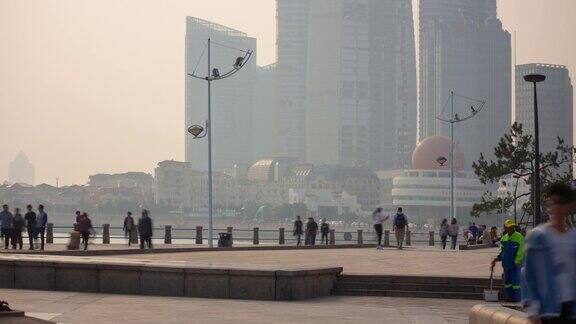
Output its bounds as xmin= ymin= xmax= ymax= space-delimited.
xmin=439 ymin=218 xmax=458 ymax=249
xmin=371 ymin=207 xmax=409 ymax=250
xmin=292 ymin=215 xmax=330 ymax=246
xmin=121 ymin=210 xmax=153 ymax=249
xmin=438 ymin=218 xmax=500 ymax=250
xmin=73 ymin=211 xmax=94 ymax=250
xmin=0 ymin=204 xmax=47 ymax=250
xmin=464 ymin=222 xmax=498 ymax=246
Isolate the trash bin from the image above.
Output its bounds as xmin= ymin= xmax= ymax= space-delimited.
xmin=218 ymin=232 xmax=233 ymax=248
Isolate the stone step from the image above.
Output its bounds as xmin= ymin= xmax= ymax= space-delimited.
xmin=334 ymin=281 xmax=501 ymax=293
xmin=337 ymin=274 xmax=502 ymax=286
xmin=331 ymin=288 xmax=484 ymax=300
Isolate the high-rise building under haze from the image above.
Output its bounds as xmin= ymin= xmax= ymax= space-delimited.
xmin=303 ymin=0 xmax=417 ymax=170
xmin=253 ymin=63 xmax=278 ymax=160
xmin=515 ymin=64 xmax=573 ymax=155
xmin=8 ymin=151 xmax=35 ymax=185
xmin=419 ymin=0 xmax=511 ymax=168
xmin=185 ymin=17 xmax=256 ymax=171
xmin=276 ymin=0 xmax=310 ymax=162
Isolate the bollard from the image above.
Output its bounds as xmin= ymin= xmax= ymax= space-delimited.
xmin=357 ymin=229 xmax=363 ymax=245
xmin=103 ymin=224 xmax=110 ymax=244
xmin=253 ymin=227 xmax=259 ymax=245
xmin=131 ymin=227 xmax=139 ymax=244
xmin=429 ymin=231 xmax=435 ymax=246
xmin=329 ymin=229 xmax=335 ymax=245
xmin=405 ymin=229 xmax=411 ymax=246
xmin=227 ymin=226 xmax=234 ymax=246
xmin=46 ymin=223 xmax=54 ymax=244
xmin=384 ymin=230 xmax=390 ymax=247
xmin=279 ymin=227 xmax=285 ymax=245
xmin=195 ymin=226 xmax=203 ymax=244
xmin=164 ymin=225 xmax=172 ymax=244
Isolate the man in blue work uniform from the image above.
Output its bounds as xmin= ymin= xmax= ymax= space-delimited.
xmin=491 ymin=219 xmax=524 ymax=302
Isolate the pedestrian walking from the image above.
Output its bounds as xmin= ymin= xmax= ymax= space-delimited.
xmin=35 ymin=205 xmax=48 ymax=250
xmin=74 ymin=210 xmax=82 ymax=232
xmin=123 ymin=211 xmax=135 ymax=246
xmin=447 ymin=218 xmax=459 ymax=249
xmin=138 ymin=209 xmax=153 ymax=249
xmin=392 ymin=208 xmax=407 ymax=249
xmin=320 ymin=219 xmax=330 ymax=245
xmin=439 ymin=218 xmax=449 ymax=249
xmin=0 ymin=205 xmax=14 ymax=250
xmin=12 ymin=208 xmax=24 ymax=249
xmin=24 ymin=205 xmax=36 ymax=250
xmin=78 ymin=213 xmax=93 ymax=250
xmin=522 ymin=183 xmax=575 ymax=322
xmin=293 ymin=215 xmax=303 ymax=246
xmin=305 ymin=217 xmax=318 ymax=246
xmin=372 ymin=207 xmax=389 ymax=249
xmin=491 ymin=219 xmax=524 ymax=302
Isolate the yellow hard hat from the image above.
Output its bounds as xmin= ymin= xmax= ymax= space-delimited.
xmin=504 ymin=219 xmax=516 ymax=228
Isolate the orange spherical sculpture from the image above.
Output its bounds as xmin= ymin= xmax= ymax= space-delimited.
xmin=411 ymin=135 xmax=465 ymax=171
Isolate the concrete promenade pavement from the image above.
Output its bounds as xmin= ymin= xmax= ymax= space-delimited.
xmin=2 ymin=288 xmax=480 ymax=324
xmin=107 ymin=247 xmax=502 ymax=278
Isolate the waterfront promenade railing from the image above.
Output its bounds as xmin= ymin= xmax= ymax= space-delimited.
xmin=41 ymin=223 xmax=439 ymax=247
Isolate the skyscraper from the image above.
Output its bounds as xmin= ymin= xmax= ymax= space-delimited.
xmin=185 ymin=17 xmax=256 ymax=172
xmin=419 ymin=0 xmax=511 ymax=168
xmin=303 ymin=0 xmax=417 ymax=170
xmin=8 ymin=151 xmax=35 ymax=185
xmin=516 ymin=64 xmax=573 ymax=155
xmin=276 ymin=0 xmax=310 ymax=162
xmin=253 ymin=63 xmax=278 ymax=160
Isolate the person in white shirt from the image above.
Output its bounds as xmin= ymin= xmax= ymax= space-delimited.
xmin=372 ymin=207 xmax=389 ymax=249
xmin=522 ymin=182 xmax=575 ymax=323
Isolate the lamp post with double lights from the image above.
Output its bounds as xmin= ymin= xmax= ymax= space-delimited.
xmin=187 ymin=38 xmax=253 ymax=247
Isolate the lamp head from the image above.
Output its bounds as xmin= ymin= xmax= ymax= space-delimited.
xmin=436 ymin=156 xmax=448 ymax=166
xmin=234 ymin=56 xmax=244 ymax=69
xmin=187 ymin=124 xmax=205 ymax=138
xmin=524 ymin=74 xmax=546 ymax=83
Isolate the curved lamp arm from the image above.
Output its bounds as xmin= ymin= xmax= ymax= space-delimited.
xmin=187 ymin=50 xmax=253 ymax=81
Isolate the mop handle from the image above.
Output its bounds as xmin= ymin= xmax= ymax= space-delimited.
xmin=489 ymin=268 xmax=494 ymax=290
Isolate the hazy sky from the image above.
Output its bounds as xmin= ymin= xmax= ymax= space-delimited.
xmin=0 ymin=0 xmax=574 ymax=185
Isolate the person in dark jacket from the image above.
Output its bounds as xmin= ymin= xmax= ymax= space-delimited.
xmin=123 ymin=211 xmax=135 ymax=246
xmin=35 ymin=205 xmax=48 ymax=250
xmin=78 ymin=213 xmax=93 ymax=250
xmin=24 ymin=205 xmax=36 ymax=250
xmin=293 ymin=215 xmax=303 ymax=246
xmin=320 ymin=219 xmax=330 ymax=245
xmin=0 ymin=204 xmax=14 ymax=250
xmin=138 ymin=209 xmax=153 ymax=249
xmin=12 ymin=208 xmax=25 ymax=250
xmin=439 ymin=218 xmax=449 ymax=250
xmin=305 ymin=217 xmax=318 ymax=246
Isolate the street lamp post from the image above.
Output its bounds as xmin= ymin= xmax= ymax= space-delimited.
xmin=437 ymin=91 xmax=485 ymax=220
xmin=524 ymin=74 xmax=546 ymax=226
xmin=187 ymin=38 xmax=253 ymax=247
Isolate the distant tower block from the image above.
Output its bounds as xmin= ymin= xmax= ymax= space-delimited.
xmin=8 ymin=151 xmax=35 ymax=185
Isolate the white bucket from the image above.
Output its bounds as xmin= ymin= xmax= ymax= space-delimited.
xmin=484 ymin=290 xmax=499 ymax=302
xmin=484 ymin=267 xmax=499 ymax=302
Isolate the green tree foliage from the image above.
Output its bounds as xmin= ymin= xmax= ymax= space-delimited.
xmin=471 ymin=122 xmax=574 ymax=219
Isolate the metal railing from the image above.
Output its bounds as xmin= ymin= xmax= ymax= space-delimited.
xmin=42 ymin=223 xmax=443 ymax=247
